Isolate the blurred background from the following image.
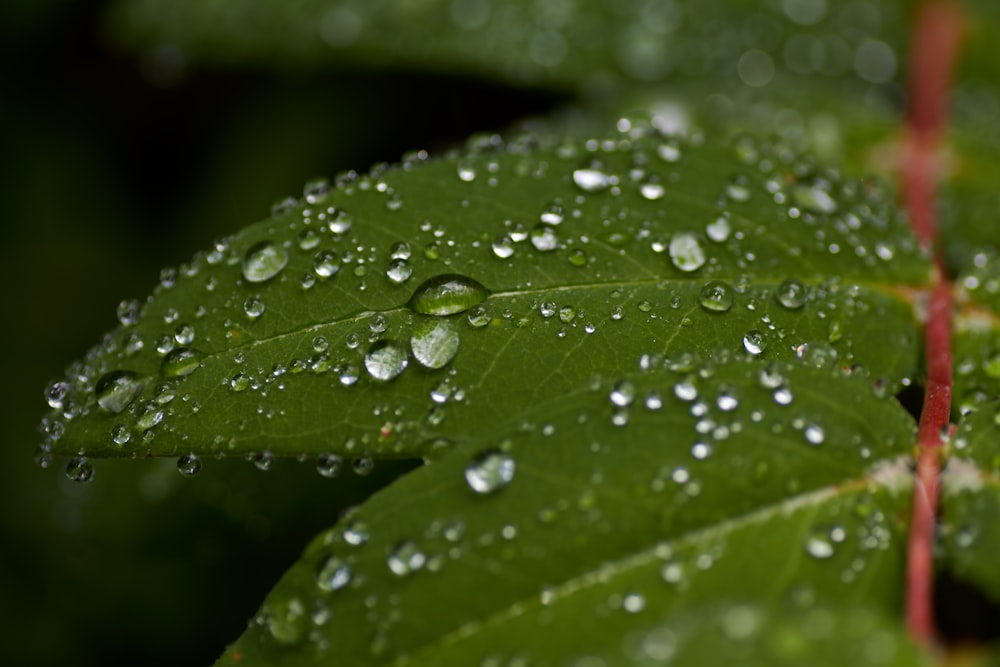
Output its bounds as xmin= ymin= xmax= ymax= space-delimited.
xmin=0 ymin=2 xmax=562 ymax=664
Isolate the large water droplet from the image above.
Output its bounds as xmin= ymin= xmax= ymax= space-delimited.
xmin=698 ymin=280 xmax=734 ymax=313
xmin=410 ymin=319 xmax=460 ymax=369
xmin=364 ymin=341 xmax=409 ymax=381
xmin=669 ymin=233 xmax=706 ymax=272
xmin=410 ymin=274 xmax=490 ymax=316
xmin=95 ymin=370 xmax=145 ymax=414
xmin=242 ymin=241 xmax=288 ymax=283
xmin=465 ymin=450 xmax=516 ymax=494
xmin=386 ymin=258 xmax=413 ymax=284
xmin=313 ymin=250 xmax=340 ymax=278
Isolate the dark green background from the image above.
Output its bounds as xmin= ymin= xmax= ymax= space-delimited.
xmin=0 ymin=3 xmax=561 ymax=665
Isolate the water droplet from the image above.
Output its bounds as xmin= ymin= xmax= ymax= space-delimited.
xmin=540 ymin=203 xmax=565 ymax=225
xmin=410 ymin=319 xmax=460 ymax=369
xmin=66 ymin=456 xmax=94 ymax=483
xmin=352 ymin=455 xmax=374 ymax=476
xmin=364 ymin=341 xmax=409 ymax=381
xmin=251 ymin=451 xmax=274 ymax=471
xmin=792 ymin=185 xmax=837 ymax=214
xmin=117 ymin=298 xmax=141 ymax=326
xmin=177 ymin=453 xmax=201 ymax=477
xmin=243 ymin=296 xmax=265 ymax=319
xmin=776 ymin=279 xmax=808 ymax=309
xmin=639 ymin=181 xmax=665 ymax=200
xmin=328 ymin=210 xmax=353 ymax=234
xmin=316 ymin=454 xmax=342 ymax=478
xmin=609 ymin=380 xmax=636 ymax=407
xmin=491 ymin=235 xmax=515 ymax=259
xmin=698 ymin=280 xmax=734 ymax=313
xmin=111 ymin=424 xmax=132 ymax=446
xmin=568 ymin=248 xmax=588 ymax=267
xmin=530 ymin=224 xmax=559 ymax=252
xmin=804 ymin=423 xmax=825 ymax=445
xmin=658 ymin=142 xmax=681 ymax=162
xmin=95 ymin=370 xmax=145 ymax=414
xmin=743 ymin=330 xmax=767 ymax=355
xmin=316 ymin=555 xmax=352 ymax=592
xmin=386 ymin=258 xmax=413 ymax=284
xmin=343 ymin=520 xmax=370 ymax=545
xmin=387 ymin=540 xmax=426 ymax=576
xmin=313 ymin=250 xmax=340 ymax=278
xmin=706 ymin=216 xmax=731 ymax=242
xmin=45 ymin=380 xmax=70 ymax=409
xmin=465 ymin=450 xmax=516 ymax=494
xmin=805 ymin=530 xmax=835 ymax=559
xmin=410 ymin=274 xmax=490 ymax=316
xmin=572 ymin=168 xmax=611 ymax=192
xmin=669 ymin=233 xmax=706 ymax=272
xmin=297 ymin=228 xmax=320 ymax=250
xmin=242 ymin=241 xmax=288 ymax=283
xmin=162 ymin=348 xmax=202 ymax=377
xmin=717 ymin=389 xmax=739 ymax=411
xmin=467 ymin=304 xmax=491 ymax=327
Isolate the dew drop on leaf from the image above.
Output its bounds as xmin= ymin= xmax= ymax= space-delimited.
xmin=242 ymin=241 xmax=289 ymax=283
xmin=743 ymin=330 xmax=767 ymax=355
xmin=572 ymin=167 xmax=611 ymax=192
xmin=315 ymin=453 xmax=342 ymax=478
xmin=313 ymin=251 xmax=340 ymax=278
xmin=776 ymin=279 xmax=808 ymax=309
xmin=364 ymin=341 xmax=409 ymax=381
xmin=177 ymin=453 xmax=201 ymax=477
xmin=669 ymin=233 xmax=706 ymax=272
xmin=410 ymin=319 xmax=460 ymax=369
xmin=465 ymin=450 xmax=516 ymax=494
xmin=95 ymin=370 xmax=145 ymax=414
xmin=792 ymin=185 xmax=837 ymax=214
xmin=530 ymin=224 xmax=559 ymax=252
xmin=65 ymin=456 xmax=93 ymax=484
xmin=316 ymin=555 xmax=352 ymax=592
xmin=698 ymin=280 xmax=734 ymax=313
xmin=409 ymin=274 xmax=490 ymax=316
xmin=161 ymin=348 xmax=202 ymax=378
xmin=387 ymin=540 xmax=426 ymax=577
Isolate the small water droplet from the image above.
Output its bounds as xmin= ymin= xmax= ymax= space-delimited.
xmin=251 ymin=451 xmax=274 ymax=471
xmin=669 ymin=233 xmax=706 ymax=272
xmin=352 ymin=455 xmax=374 ymax=476
xmin=465 ymin=450 xmax=516 ymax=494
xmin=328 ymin=210 xmax=353 ymax=234
xmin=776 ymin=279 xmax=808 ymax=309
xmin=243 ymin=296 xmax=266 ymax=319
xmin=316 ymin=555 xmax=352 ymax=592
xmin=410 ymin=274 xmax=490 ymax=315
xmin=364 ymin=341 xmax=409 ymax=381
xmin=242 ymin=241 xmax=289 ymax=283
xmin=804 ymin=423 xmax=825 ymax=445
xmin=572 ymin=168 xmax=611 ymax=192
xmin=177 ymin=453 xmax=201 ymax=477
xmin=706 ymin=216 xmax=731 ymax=242
xmin=639 ymin=181 xmax=665 ymax=200
xmin=162 ymin=348 xmax=202 ymax=378
xmin=297 ymin=228 xmax=321 ymax=250
xmin=467 ymin=304 xmax=491 ymax=327
xmin=491 ymin=235 xmax=515 ymax=259
xmin=743 ymin=330 xmax=767 ymax=355
xmin=111 ymin=424 xmax=132 ymax=446
xmin=313 ymin=250 xmax=340 ymax=278
xmin=410 ymin=319 xmax=460 ymax=369
xmin=386 ymin=258 xmax=413 ymax=284
xmin=66 ymin=456 xmax=94 ymax=483
xmin=387 ymin=540 xmax=426 ymax=576
xmin=117 ymin=298 xmax=141 ymax=326
xmin=530 ymin=224 xmax=559 ymax=252
xmin=316 ymin=454 xmax=342 ymax=478
xmin=45 ymin=380 xmax=70 ymax=410
xmin=609 ymin=380 xmax=636 ymax=407
xmin=805 ymin=530 xmax=835 ymax=559
xmin=792 ymin=185 xmax=837 ymax=214
xmin=698 ymin=280 xmax=734 ymax=313
xmin=95 ymin=370 xmax=145 ymax=414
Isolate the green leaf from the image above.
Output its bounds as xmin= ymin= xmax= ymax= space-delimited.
xmin=212 ymin=359 xmax=919 ymax=665
xmin=40 ymin=120 xmax=931 ymax=467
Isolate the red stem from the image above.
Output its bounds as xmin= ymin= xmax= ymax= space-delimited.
xmin=902 ymin=0 xmax=963 ymax=646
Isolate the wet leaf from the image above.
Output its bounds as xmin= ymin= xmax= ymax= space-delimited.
xmin=40 ymin=120 xmax=931 ymax=465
